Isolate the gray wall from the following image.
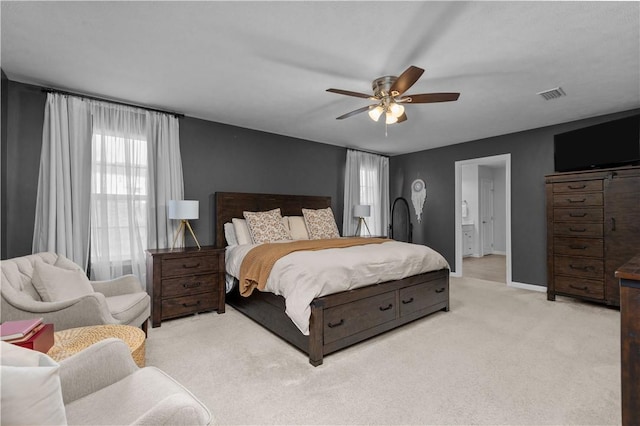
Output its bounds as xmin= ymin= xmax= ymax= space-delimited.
xmin=390 ymin=108 xmax=640 ymax=286
xmin=179 ymin=116 xmax=345 ymax=246
xmin=1 ymin=80 xmax=345 ymax=258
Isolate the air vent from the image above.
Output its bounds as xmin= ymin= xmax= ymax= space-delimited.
xmin=537 ymin=87 xmax=566 ymax=100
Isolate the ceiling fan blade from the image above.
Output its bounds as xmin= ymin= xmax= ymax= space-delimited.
xmin=396 ymin=112 xmax=408 ymax=123
xmin=390 ymin=66 xmax=424 ymax=96
xmin=336 ymin=104 xmax=376 ymax=120
xmin=327 ymin=88 xmax=375 ymax=99
xmin=401 ymin=92 xmax=460 ymax=103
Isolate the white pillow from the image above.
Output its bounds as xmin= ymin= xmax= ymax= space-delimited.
xmin=32 ymin=261 xmax=94 ymax=302
xmin=286 ymin=216 xmax=310 ymax=240
xmin=1 ymin=341 xmax=68 ymax=425
xmin=243 ymin=208 xmax=292 ymax=244
xmin=232 ymin=218 xmax=253 ymax=245
xmin=302 ymin=207 xmax=341 ymax=239
xmin=224 ymin=222 xmax=238 ymax=246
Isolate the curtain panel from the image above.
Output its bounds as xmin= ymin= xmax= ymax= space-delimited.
xmin=33 ymin=94 xmax=92 ymax=270
xmin=342 ymin=149 xmax=390 ymax=237
xmin=33 ymin=93 xmax=183 ymax=283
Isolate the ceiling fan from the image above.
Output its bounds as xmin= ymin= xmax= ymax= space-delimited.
xmin=327 ymin=65 xmax=460 ymax=124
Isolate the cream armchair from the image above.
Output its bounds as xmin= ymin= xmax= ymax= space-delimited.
xmin=1 ymin=338 xmax=212 ymax=425
xmin=0 ymin=252 xmax=150 ymax=333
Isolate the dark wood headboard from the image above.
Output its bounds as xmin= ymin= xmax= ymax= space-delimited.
xmin=214 ymin=192 xmax=332 ymax=247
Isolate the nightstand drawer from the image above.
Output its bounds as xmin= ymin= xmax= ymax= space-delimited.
xmin=161 ymin=293 xmax=218 ymax=319
xmin=161 ymin=274 xmax=219 ymax=297
xmin=161 ymin=255 xmax=218 ymax=277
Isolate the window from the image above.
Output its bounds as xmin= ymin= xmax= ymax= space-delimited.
xmin=90 ymin=126 xmax=148 ymax=277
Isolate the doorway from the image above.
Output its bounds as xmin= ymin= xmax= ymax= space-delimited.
xmin=454 ymin=154 xmax=511 ymax=284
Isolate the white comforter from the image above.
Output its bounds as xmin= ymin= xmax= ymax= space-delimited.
xmin=225 ymin=240 xmax=450 ymax=335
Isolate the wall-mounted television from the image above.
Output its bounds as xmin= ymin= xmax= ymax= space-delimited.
xmin=554 ymin=115 xmax=640 ymax=173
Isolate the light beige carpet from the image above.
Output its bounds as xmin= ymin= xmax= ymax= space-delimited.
xmin=145 ymin=276 xmax=621 ymax=425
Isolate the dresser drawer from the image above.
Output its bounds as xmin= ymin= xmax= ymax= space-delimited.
xmin=553 ymin=192 xmax=603 ymax=207
xmin=399 ymin=281 xmax=448 ymax=317
xmin=161 ymin=274 xmax=218 ymax=297
xmin=161 ymin=292 xmax=218 ymax=319
xmin=555 ymin=276 xmax=604 ymax=300
xmin=552 ymin=180 xmax=603 ymax=193
xmin=553 ymin=207 xmax=603 ymax=223
xmin=161 ymin=255 xmax=218 ymax=277
xmin=553 ymin=237 xmax=604 ymax=258
xmin=554 ymin=256 xmax=604 ymax=279
xmin=553 ymin=222 xmax=603 ymax=238
xmin=324 ymin=292 xmax=396 ymax=344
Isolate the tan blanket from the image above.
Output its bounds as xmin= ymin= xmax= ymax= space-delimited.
xmin=239 ymin=237 xmax=389 ymax=296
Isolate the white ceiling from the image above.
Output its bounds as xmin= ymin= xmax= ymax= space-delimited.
xmin=2 ymin=1 xmax=639 ymax=156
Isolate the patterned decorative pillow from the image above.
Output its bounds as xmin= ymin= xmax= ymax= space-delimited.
xmin=302 ymin=207 xmax=340 ymax=239
xmin=243 ymin=208 xmax=292 ymax=244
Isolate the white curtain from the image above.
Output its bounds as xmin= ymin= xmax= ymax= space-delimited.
xmin=343 ymin=149 xmax=389 ymax=237
xmin=146 ymin=111 xmax=184 ymax=251
xmin=33 ymin=93 xmax=92 ymax=270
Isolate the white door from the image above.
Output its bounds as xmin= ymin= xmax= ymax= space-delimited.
xmin=480 ymin=178 xmax=494 ymax=256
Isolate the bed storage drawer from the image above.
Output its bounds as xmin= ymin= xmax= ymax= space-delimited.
xmin=323 ymin=292 xmax=396 ymax=344
xmin=399 ymin=281 xmax=448 ymax=317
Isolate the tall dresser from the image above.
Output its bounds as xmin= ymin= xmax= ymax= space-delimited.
xmin=545 ymin=165 xmax=640 ymax=306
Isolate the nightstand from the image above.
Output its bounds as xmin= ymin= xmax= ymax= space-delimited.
xmin=145 ymin=246 xmax=225 ymax=327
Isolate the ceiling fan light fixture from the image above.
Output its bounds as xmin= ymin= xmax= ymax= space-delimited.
xmin=385 ymin=112 xmax=398 ymax=124
xmin=389 ymin=102 xmax=405 ymax=118
xmin=368 ymin=105 xmax=384 ymax=122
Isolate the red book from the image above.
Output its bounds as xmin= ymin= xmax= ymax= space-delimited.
xmin=0 ymin=318 xmax=43 ymax=341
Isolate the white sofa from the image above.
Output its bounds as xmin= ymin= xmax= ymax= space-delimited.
xmin=1 ymin=252 xmax=150 ymax=333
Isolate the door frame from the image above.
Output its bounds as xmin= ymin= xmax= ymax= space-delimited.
xmin=454 ymin=154 xmax=512 ymax=285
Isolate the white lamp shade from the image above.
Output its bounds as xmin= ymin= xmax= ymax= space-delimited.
xmin=353 ymin=204 xmax=371 ymax=218
xmin=168 ymin=200 xmax=199 ymax=220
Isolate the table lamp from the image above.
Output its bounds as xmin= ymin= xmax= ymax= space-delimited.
xmin=168 ymin=200 xmax=201 ymax=250
xmin=354 ymin=204 xmax=371 ymax=237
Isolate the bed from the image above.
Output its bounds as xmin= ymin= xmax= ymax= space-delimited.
xmin=215 ymin=191 xmax=450 ymax=366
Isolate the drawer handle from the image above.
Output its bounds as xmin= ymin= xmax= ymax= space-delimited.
xmin=327 ymin=319 xmax=344 ymax=328
xmin=569 ymin=264 xmax=593 ymax=272
xmin=379 ymin=303 xmax=393 ymax=311
xmin=567 ymin=198 xmax=586 ymax=203
xmin=568 ymin=184 xmax=586 ymax=190
xmin=569 ymin=245 xmax=587 ymax=250
xmin=569 ymin=227 xmax=586 ymax=233
xmin=435 ymin=288 xmax=446 ymax=293
xmin=401 ymin=297 xmax=414 ymax=304
xmin=569 ymin=284 xmax=588 ymax=291
xmin=182 ymin=263 xmax=201 ymax=269
xmin=182 ymin=301 xmax=201 ymax=308
xmin=183 ymin=282 xmax=202 ymax=289
xmin=569 ymin=212 xmax=587 ymax=217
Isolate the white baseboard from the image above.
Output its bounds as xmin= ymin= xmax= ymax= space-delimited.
xmin=508 ymin=281 xmax=546 ymax=292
